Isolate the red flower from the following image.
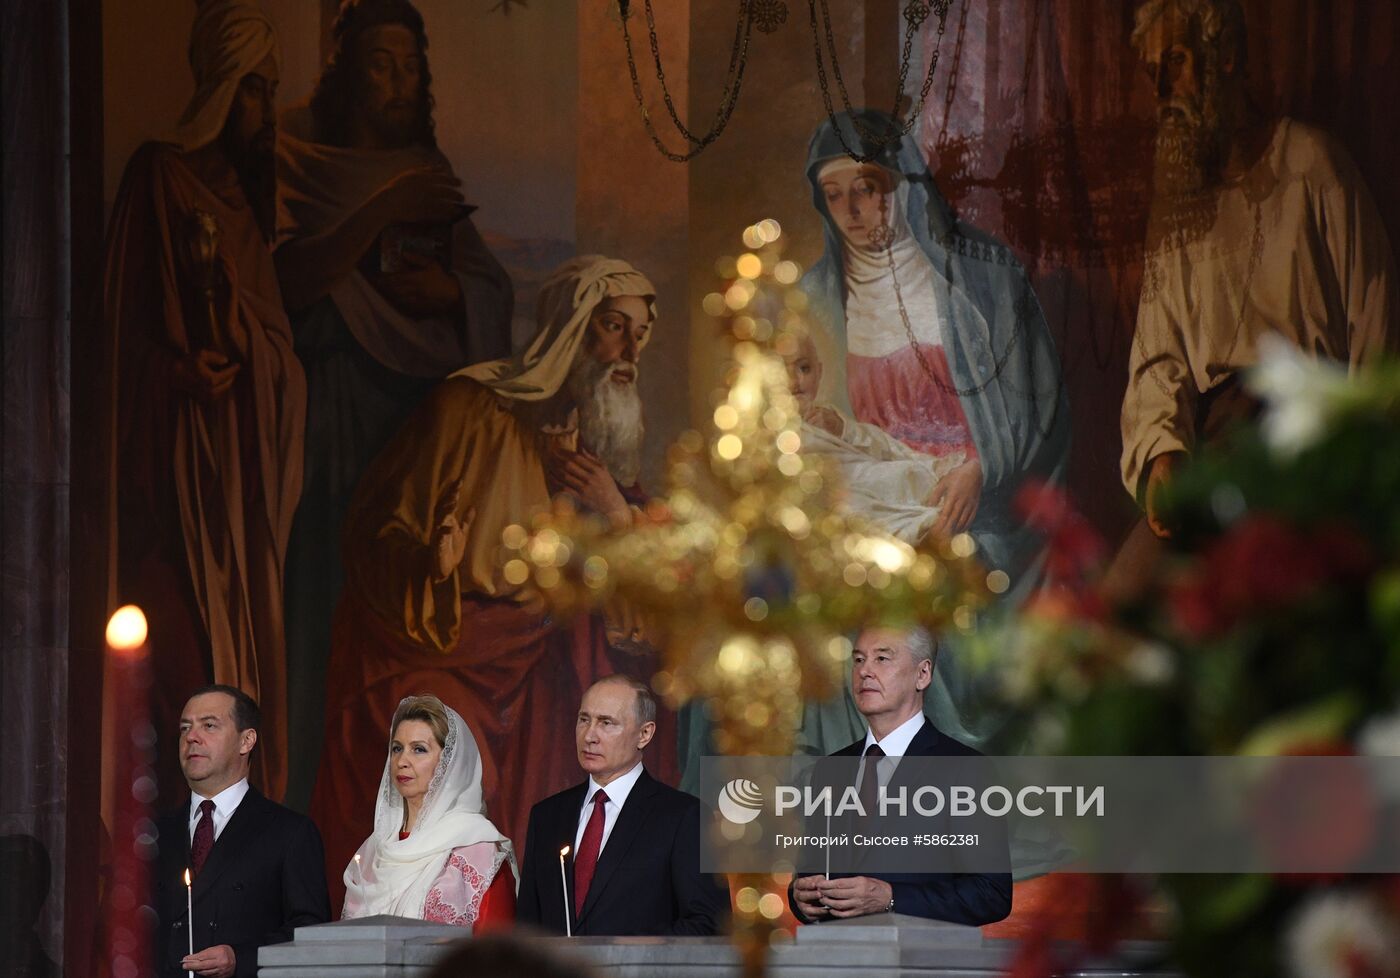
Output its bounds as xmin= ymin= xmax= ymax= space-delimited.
xmin=1212 ymin=515 xmax=1325 ymax=613
xmin=1168 ymin=574 xmax=1231 ymax=641
xmin=1249 ymin=742 xmax=1378 ymax=884
xmin=1015 ymin=480 xmax=1107 ymax=609
xmin=1168 ymin=518 xmax=1373 ymax=640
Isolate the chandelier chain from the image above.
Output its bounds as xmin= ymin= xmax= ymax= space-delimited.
xmin=620 ymin=0 xmax=755 ymax=162
xmin=645 ymin=0 xmax=749 ymax=146
xmin=937 ymin=0 xmax=970 ymax=145
xmin=814 ymin=0 xmax=931 ymax=140
xmin=806 ymin=0 xmax=951 ymax=162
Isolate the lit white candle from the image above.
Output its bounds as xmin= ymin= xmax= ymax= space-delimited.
xmin=183 ymin=867 xmax=194 ymax=976
xmin=353 ymin=853 xmax=361 ymax=879
xmin=558 ymin=846 xmax=572 ymax=937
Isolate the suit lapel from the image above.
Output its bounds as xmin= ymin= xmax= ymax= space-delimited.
xmin=904 ymin=717 xmax=941 ymax=757
xmin=162 ymin=808 xmax=194 ymax=920
xmin=554 ymin=782 xmax=587 ymax=926
xmin=576 ymin=771 xmax=657 ymax=928
xmin=886 ymin=718 xmax=937 ymax=791
xmin=191 ymin=788 xmax=265 ymax=902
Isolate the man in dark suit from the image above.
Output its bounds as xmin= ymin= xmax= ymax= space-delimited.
xmin=790 ymin=626 xmax=1012 ymax=926
xmin=154 ymin=685 xmax=330 ymax=977
xmin=517 ymin=675 xmax=728 ymax=935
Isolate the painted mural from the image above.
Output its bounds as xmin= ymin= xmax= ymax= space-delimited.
xmin=96 ymin=0 xmax=1398 ymax=917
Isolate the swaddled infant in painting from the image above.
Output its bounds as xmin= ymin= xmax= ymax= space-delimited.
xmin=781 ymin=329 xmax=963 ymax=543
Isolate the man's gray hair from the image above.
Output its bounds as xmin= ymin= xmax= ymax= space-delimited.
xmin=593 ymin=674 xmax=657 ymax=726
xmin=904 ymin=626 xmax=938 ymax=671
xmin=1130 ymin=0 xmax=1246 ymax=69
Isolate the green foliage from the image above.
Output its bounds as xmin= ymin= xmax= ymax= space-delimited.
xmin=992 ymin=356 xmax=1400 ymax=976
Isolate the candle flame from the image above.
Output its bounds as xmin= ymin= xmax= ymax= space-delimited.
xmin=107 ymin=605 xmax=149 ymax=651
xmin=183 ymin=868 xmax=191 ymax=886
xmin=559 ymin=845 xmax=570 ymax=857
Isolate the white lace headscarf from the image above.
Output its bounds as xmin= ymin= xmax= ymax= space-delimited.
xmin=342 ymin=701 xmax=515 ymax=920
xmin=456 ymin=255 xmax=657 ymax=400
xmin=168 ymin=0 xmax=280 ymax=152
xmin=816 ymin=157 xmax=945 ymax=359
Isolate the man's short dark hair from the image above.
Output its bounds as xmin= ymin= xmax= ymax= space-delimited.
xmin=310 ymin=0 xmax=438 ymax=149
xmin=188 ymin=684 xmax=261 ymax=734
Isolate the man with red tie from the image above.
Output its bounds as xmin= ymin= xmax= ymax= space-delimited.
xmin=516 ymin=676 xmax=728 ymax=935
xmin=154 ymin=686 xmax=329 ymax=977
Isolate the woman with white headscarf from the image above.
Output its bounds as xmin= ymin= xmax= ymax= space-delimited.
xmin=312 ymin=256 xmax=677 ymax=909
xmin=343 ymin=695 xmax=516 ymax=926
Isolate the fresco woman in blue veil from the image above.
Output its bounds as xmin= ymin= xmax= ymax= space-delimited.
xmin=796 ymin=109 xmax=1071 ymax=764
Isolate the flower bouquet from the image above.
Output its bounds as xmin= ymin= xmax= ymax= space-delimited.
xmin=982 ymin=339 xmax=1400 ymax=977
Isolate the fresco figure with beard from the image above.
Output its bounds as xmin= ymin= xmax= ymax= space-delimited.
xmin=310 ymin=257 xmax=673 ymax=906
xmin=1122 ymin=0 xmax=1398 ymax=538
xmin=274 ymin=0 xmax=513 ymax=803
xmin=102 ymin=0 xmax=305 ymax=801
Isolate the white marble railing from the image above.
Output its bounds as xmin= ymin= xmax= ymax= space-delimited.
xmin=257 ymin=913 xmax=1181 ymax=978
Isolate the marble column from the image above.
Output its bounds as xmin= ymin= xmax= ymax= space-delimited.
xmin=2 ymin=0 xmax=79 ymax=973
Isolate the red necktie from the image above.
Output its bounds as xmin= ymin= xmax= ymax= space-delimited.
xmin=190 ymin=799 xmax=216 ymax=877
xmin=573 ymin=789 xmax=609 ymax=911
xmin=860 ymin=744 xmax=885 ymax=818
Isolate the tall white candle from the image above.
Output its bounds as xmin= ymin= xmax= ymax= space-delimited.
xmin=558 ymin=846 xmax=572 ymax=937
xmin=184 ymin=867 xmax=194 ymax=976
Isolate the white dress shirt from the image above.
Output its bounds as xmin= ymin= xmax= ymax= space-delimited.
xmin=574 ymin=761 xmax=645 ymax=856
xmin=858 ymin=710 xmax=926 ymax=789
xmin=188 ymin=777 xmax=250 ymax=842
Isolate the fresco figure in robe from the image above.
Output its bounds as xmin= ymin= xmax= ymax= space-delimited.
xmin=310 ymin=256 xmax=676 ymax=908
xmin=274 ymin=0 xmax=514 ymax=804
xmin=102 ymin=0 xmax=305 ymax=801
xmin=1118 ymin=0 xmax=1398 ymax=549
xmin=791 ymin=109 xmax=1071 ymax=766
